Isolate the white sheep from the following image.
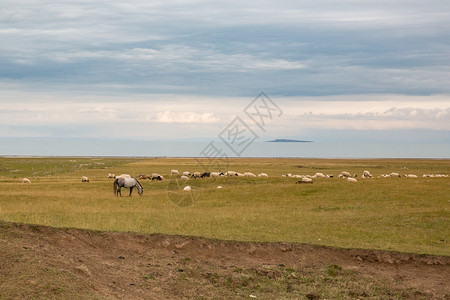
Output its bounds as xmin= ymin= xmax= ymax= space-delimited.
xmin=180 ymin=175 xmax=189 ymax=181
xmin=236 ymin=172 xmax=245 ymax=177
xmin=338 ymin=171 xmax=351 ymax=178
xmin=314 ymin=172 xmax=326 ymax=178
xmin=347 ymin=177 xmax=357 ymax=183
xmin=107 ymin=173 xmax=115 ymax=179
xmin=405 ymin=174 xmax=418 ymax=178
xmin=244 ymin=172 xmax=256 ymax=177
xmin=171 ymin=169 xmax=180 ymax=176
xmin=389 ymin=172 xmax=400 ymax=177
xmin=226 ymin=171 xmax=237 ymax=177
xmin=296 ymin=177 xmax=312 ymax=184
xmin=192 ymin=172 xmax=202 ymax=178
xmin=22 ymin=178 xmax=31 ymax=184
xmin=217 ymin=185 xmax=223 ymax=189
xmin=183 ymin=186 xmax=191 ymax=191
xmin=182 ymin=171 xmax=191 ymax=176
xmin=362 ymin=170 xmax=373 ymax=178
xmin=81 ymin=176 xmax=89 ymax=182
xmin=116 ymin=174 xmax=131 ymax=178
xmin=258 ymin=173 xmax=268 ymax=178
xmin=151 ymin=173 xmax=164 ymax=181
xmin=210 ymin=172 xmax=223 ymax=178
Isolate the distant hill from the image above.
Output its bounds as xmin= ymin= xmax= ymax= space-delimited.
xmin=266 ymin=139 xmax=313 ymax=143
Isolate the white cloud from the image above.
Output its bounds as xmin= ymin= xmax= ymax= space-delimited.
xmin=156 ymin=111 xmax=218 ymax=124
xmin=0 ymin=88 xmax=448 ymax=139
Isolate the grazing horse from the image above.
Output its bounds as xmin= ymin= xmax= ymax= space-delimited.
xmin=113 ymin=177 xmax=143 ymax=197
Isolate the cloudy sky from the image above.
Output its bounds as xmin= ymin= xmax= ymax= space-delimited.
xmin=0 ymin=0 xmax=449 ymax=144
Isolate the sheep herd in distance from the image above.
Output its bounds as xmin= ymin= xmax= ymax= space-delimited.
xmin=21 ymin=168 xmax=448 ymax=187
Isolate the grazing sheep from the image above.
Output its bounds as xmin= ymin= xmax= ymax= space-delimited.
xmin=326 ymin=174 xmax=334 ymax=178
xmin=171 ymin=169 xmax=180 ymax=176
xmin=192 ymin=172 xmax=202 ymax=179
xmin=138 ymin=174 xmax=150 ymax=179
xmin=425 ymin=173 xmax=449 ymax=177
xmin=180 ymin=175 xmax=189 ymax=181
xmin=389 ymin=172 xmax=400 ymax=177
xmin=182 ymin=171 xmax=191 ymax=176
xmin=338 ymin=171 xmax=352 ymax=178
xmin=226 ymin=171 xmax=237 ymax=177
xmin=258 ymin=173 xmax=268 ymax=178
xmin=151 ymin=173 xmax=164 ymax=181
xmin=314 ymin=172 xmax=326 ymax=178
xmin=236 ymin=172 xmax=245 ymax=177
xmin=116 ymin=174 xmax=131 ymax=179
xmin=362 ymin=170 xmax=373 ymax=178
xmin=405 ymin=174 xmax=418 ymax=178
xmin=296 ymin=177 xmax=313 ymax=184
xmin=81 ymin=176 xmax=89 ymax=182
xmin=201 ymin=172 xmax=211 ymax=178
xmin=108 ymin=173 xmax=116 ymax=179
xmin=22 ymin=178 xmax=31 ymax=184
xmin=347 ymin=178 xmax=357 ymax=183
xmin=183 ymin=186 xmax=191 ymax=191
xmin=210 ymin=172 xmax=224 ymax=178
xmin=244 ymin=172 xmax=256 ymax=177
xmin=217 ymin=185 xmax=223 ymax=189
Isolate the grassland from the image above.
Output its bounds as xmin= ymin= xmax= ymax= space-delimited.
xmin=0 ymin=157 xmax=449 ymax=256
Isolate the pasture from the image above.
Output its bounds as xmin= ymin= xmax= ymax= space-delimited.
xmin=1 ymin=157 xmax=449 ymax=256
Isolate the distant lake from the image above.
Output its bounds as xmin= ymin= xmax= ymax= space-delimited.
xmin=1 ymin=138 xmax=449 ymax=159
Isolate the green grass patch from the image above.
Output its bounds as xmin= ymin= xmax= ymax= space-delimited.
xmin=0 ymin=157 xmax=449 ymax=256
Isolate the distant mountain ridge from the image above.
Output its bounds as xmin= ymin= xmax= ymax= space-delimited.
xmin=266 ymin=139 xmax=313 ymax=143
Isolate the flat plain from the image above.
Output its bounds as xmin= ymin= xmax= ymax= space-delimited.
xmin=0 ymin=157 xmax=449 ymax=299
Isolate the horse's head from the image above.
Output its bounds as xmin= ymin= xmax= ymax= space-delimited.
xmin=138 ymin=186 xmax=143 ymax=196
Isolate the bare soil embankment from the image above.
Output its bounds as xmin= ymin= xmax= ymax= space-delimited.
xmin=1 ymin=221 xmax=449 ymax=299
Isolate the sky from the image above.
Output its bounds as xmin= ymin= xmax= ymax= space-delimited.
xmin=0 ymin=0 xmax=449 ymax=145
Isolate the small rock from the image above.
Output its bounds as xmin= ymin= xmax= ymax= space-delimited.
xmin=306 ymin=293 xmax=320 ymax=300
xmin=75 ymin=264 xmax=92 ymax=276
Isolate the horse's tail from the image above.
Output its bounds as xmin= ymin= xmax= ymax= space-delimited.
xmin=113 ymin=178 xmax=118 ymax=195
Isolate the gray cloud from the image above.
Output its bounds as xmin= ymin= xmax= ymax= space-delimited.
xmin=1 ymin=0 xmax=449 ymax=97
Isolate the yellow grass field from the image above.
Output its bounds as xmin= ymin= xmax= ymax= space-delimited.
xmin=1 ymin=157 xmax=449 ymax=256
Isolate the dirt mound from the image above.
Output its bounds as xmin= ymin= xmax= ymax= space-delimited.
xmin=1 ymin=221 xmax=449 ymax=299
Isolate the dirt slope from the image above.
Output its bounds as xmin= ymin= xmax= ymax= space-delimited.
xmin=1 ymin=221 xmax=449 ymax=299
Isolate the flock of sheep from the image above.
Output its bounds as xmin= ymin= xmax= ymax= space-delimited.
xmin=167 ymin=169 xmax=269 ymax=180
xmin=20 ymin=169 xmax=448 ymax=185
